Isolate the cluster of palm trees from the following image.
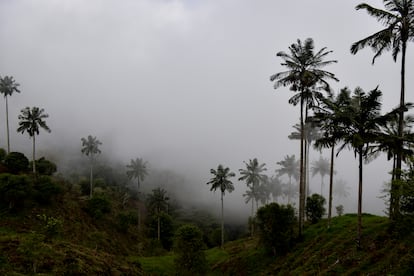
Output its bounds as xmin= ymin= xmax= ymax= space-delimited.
xmin=0 ymin=75 xmax=51 ymax=174
xmin=270 ymin=0 xmax=414 ymax=247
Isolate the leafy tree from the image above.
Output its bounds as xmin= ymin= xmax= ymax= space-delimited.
xmin=173 ymin=224 xmax=207 ymax=275
xmin=306 ymin=194 xmax=326 ymax=224
xmin=31 ymin=157 xmax=57 ymax=176
xmin=311 ymin=156 xmax=331 ymax=197
xmin=207 ymin=164 xmax=235 ymax=247
xmin=147 ymin=187 xmax=169 ymax=242
xmin=256 ymin=203 xmax=296 ymax=256
xmin=337 ymin=86 xmax=390 ymax=248
xmin=351 ymin=0 xmax=414 ymax=220
xmin=0 ymin=76 xmax=20 ymax=153
xmin=86 ymin=195 xmax=111 ymax=219
xmin=81 ymin=135 xmax=102 ymax=198
xmin=0 ymin=173 xmax=31 ymax=209
xmin=32 ymin=175 xmax=61 ymax=204
xmin=17 ymin=107 xmax=51 ymax=174
xmin=4 ymin=152 xmax=29 ymax=174
xmin=270 ymin=38 xmax=338 ymax=236
xmin=276 ymin=155 xmax=299 ymax=205
xmin=126 ymin=157 xmax=148 ymax=230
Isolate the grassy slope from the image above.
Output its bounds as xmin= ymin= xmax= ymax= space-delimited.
xmin=0 ymin=192 xmax=143 ymax=275
xmin=139 ymin=214 xmax=414 ymax=275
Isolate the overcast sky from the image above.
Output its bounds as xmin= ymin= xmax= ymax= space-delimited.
xmin=0 ymin=0 xmax=412 ymax=217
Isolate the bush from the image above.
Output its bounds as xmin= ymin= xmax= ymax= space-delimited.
xmin=4 ymin=152 xmax=29 ymax=174
xmin=306 ymin=194 xmax=326 ymax=224
xmin=116 ymin=211 xmax=138 ymax=233
xmin=256 ymin=203 xmax=296 ymax=256
xmin=86 ymin=196 xmax=111 ymax=219
xmin=32 ymin=176 xmax=61 ymax=204
xmin=32 ymin=157 xmax=57 ymax=175
xmin=0 ymin=173 xmax=31 ymax=209
xmin=147 ymin=212 xmax=174 ymax=250
xmin=37 ymin=214 xmax=63 ymax=239
xmin=174 ymin=224 xmax=208 ymax=275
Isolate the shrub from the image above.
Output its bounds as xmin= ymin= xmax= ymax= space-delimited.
xmin=4 ymin=152 xmax=29 ymax=174
xmin=86 ymin=195 xmax=111 ymax=219
xmin=147 ymin=212 xmax=174 ymax=250
xmin=37 ymin=214 xmax=63 ymax=238
xmin=256 ymin=203 xmax=296 ymax=256
xmin=173 ymin=224 xmax=208 ymax=275
xmin=32 ymin=176 xmax=61 ymax=204
xmin=116 ymin=211 xmax=138 ymax=233
xmin=306 ymin=194 xmax=326 ymax=224
xmin=0 ymin=173 xmax=31 ymax=209
xmin=336 ymin=205 xmax=344 ymax=216
xmin=31 ymin=157 xmax=57 ymax=175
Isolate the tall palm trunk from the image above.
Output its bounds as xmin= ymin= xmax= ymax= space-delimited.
xmin=157 ymin=208 xmax=161 ymax=241
xmin=89 ymin=157 xmax=93 ymax=198
xmin=299 ymin=93 xmax=305 ymax=237
xmin=137 ymin=179 xmax=141 ymax=230
xmin=32 ymin=135 xmax=36 ymax=174
xmin=5 ymin=96 xmax=10 ymax=153
xmin=221 ymin=191 xmax=224 ymax=248
xmin=328 ymin=145 xmax=335 ymax=228
xmin=288 ymin=176 xmax=292 ymax=205
xmin=357 ymin=147 xmax=363 ymax=249
xmin=392 ymin=40 xmax=407 ymax=221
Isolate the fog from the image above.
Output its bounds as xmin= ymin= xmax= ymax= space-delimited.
xmin=0 ymin=0 xmax=412 ymax=222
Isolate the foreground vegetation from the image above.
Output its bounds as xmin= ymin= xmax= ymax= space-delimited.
xmin=138 ymin=214 xmax=414 ymax=275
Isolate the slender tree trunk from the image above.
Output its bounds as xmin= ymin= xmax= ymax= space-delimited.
xmin=137 ymin=179 xmax=141 ymax=230
xmin=299 ymin=93 xmax=305 ymax=237
xmin=89 ymin=157 xmax=93 ymax=198
xmin=221 ymin=191 xmax=224 ymax=248
xmin=391 ymin=41 xmax=406 ymax=221
xmin=306 ymin=140 xmax=310 ymax=198
xmin=357 ymin=148 xmax=363 ymax=249
xmin=157 ymin=208 xmax=161 ymax=241
xmin=5 ymin=96 xmax=10 ymax=153
xmin=288 ymin=176 xmax=291 ymax=205
xmin=328 ymin=145 xmax=335 ymax=228
xmin=250 ymin=198 xmax=254 ymax=236
xmin=32 ymin=135 xmax=36 ymax=174
xmin=321 ymin=175 xmax=324 ymax=197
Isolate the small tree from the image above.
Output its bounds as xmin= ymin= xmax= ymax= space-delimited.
xmin=256 ymin=203 xmax=296 ymax=256
xmin=306 ymin=194 xmax=326 ymax=224
xmin=174 ymin=224 xmax=207 ymax=275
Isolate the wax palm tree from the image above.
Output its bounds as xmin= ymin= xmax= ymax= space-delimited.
xmin=337 ymin=86 xmax=390 ymax=248
xmin=314 ymin=87 xmax=351 ymax=227
xmin=268 ymin=175 xmax=284 ymax=203
xmin=126 ymin=157 xmax=148 ymax=230
xmin=17 ymin=107 xmax=51 ymax=174
xmin=350 ymin=0 xmax=414 ymax=220
xmin=270 ymin=38 xmax=338 ymax=235
xmin=126 ymin=158 xmax=148 ymax=190
xmin=147 ymin=187 xmax=169 ymax=241
xmin=276 ymin=155 xmax=300 ymax=205
xmin=289 ymin=121 xmax=322 ymax=197
xmin=0 ymin=76 xmax=20 ymax=153
xmin=81 ymin=135 xmax=102 ymax=198
xmin=239 ymin=158 xmax=267 ymax=211
xmin=311 ymin=156 xmax=331 ymax=197
xmin=207 ymin=164 xmax=235 ymax=248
